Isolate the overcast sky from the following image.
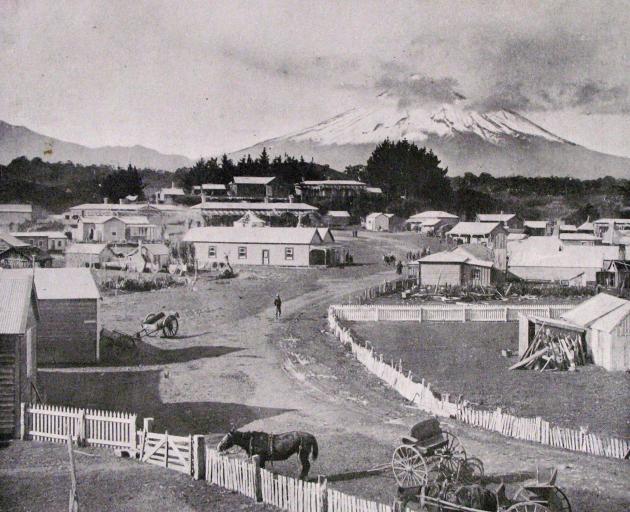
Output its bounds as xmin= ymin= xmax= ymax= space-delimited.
xmin=2 ymin=0 xmax=629 ymax=158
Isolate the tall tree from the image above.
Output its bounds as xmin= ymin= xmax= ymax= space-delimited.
xmin=364 ymin=139 xmax=452 ymax=207
xmin=100 ymin=165 xmax=145 ymax=202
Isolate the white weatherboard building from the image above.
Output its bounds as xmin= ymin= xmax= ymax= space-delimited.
xmin=183 ymin=227 xmax=338 ymax=267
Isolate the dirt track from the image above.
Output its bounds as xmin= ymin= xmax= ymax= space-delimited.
xmin=26 ymin=232 xmax=630 ymax=510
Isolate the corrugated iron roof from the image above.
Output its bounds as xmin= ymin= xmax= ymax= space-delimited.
xmin=118 ymin=216 xmax=152 ymax=225
xmin=233 ymin=176 xmax=275 ymax=185
xmin=0 ymin=204 xmax=32 ymax=213
xmin=0 ymin=233 xmax=32 ymax=248
xmin=11 ymin=231 xmax=67 ymax=238
xmin=508 ymin=237 xmax=620 ymax=267
xmin=325 ymin=211 xmax=350 ymax=217
xmin=0 ymin=275 xmax=33 ymax=334
xmin=300 ymin=180 xmax=365 ymax=186
xmin=65 ymin=243 xmax=110 ymax=255
xmin=477 ymin=213 xmax=516 ymax=222
xmin=408 ymin=211 xmax=458 ymax=220
xmin=561 ymin=293 xmax=628 ymax=328
xmin=523 ymin=221 xmax=548 ymax=229
xmin=191 ymin=201 xmax=317 ymax=212
xmin=183 ymin=227 xmax=322 ymax=245
xmin=590 ymin=302 xmax=630 ymax=333
xmin=33 ymin=268 xmax=100 ymax=300
xmin=417 ymin=246 xmax=494 ymax=268
xmin=448 ymin=222 xmax=501 ymax=236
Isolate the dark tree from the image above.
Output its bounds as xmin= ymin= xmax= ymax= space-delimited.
xmin=100 ymin=165 xmax=145 ymax=202
xmin=364 ymin=139 xmax=453 ymax=207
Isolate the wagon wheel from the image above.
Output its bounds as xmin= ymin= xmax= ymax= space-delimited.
xmin=162 ymin=317 xmax=179 ymax=338
xmin=545 ymin=488 xmax=571 ymax=512
xmin=439 ymin=430 xmax=466 ymax=460
xmin=449 ymin=456 xmax=484 ymax=485
xmin=506 ymin=501 xmax=552 ymax=512
xmin=513 ymin=487 xmax=572 ymax=512
xmin=392 ymin=445 xmax=429 ymax=487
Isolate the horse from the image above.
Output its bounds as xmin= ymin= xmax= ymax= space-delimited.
xmin=217 ymin=429 xmax=319 ymax=480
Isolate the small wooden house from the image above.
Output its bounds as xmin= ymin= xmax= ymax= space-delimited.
xmin=365 ymin=213 xmax=403 ymax=232
xmin=183 ymin=226 xmax=338 ymax=267
xmin=31 ymin=268 xmax=101 ymax=365
xmin=11 ymin=231 xmax=68 ymax=252
xmin=476 ymin=213 xmax=522 ymax=230
xmin=65 ymin=243 xmax=115 ymax=268
xmin=0 ymin=275 xmax=38 ymax=437
xmin=322 ymin=211 xmax=351 ymax=227
xmin=122 ymin=243 xmax=170 ymax=272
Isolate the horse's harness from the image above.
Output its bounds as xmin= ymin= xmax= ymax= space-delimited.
xmin=248 ymin=433 xmax=275 ymax=459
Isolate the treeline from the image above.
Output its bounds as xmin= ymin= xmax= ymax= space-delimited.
xmin=173 ymin=149 xmax=340 ymax=193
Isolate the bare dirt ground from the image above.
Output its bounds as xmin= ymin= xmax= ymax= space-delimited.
xmin=6 ymin=231 xmax=629 ymax=511
xmin=348 ymin=321 xmax=630 ymax=437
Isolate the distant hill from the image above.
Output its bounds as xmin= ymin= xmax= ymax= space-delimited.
xmin=0 ymin=120 xmax=194 ymax=171
xmin=230 ymin=94 xmax=630 ymax=179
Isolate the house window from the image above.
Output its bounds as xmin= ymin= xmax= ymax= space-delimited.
xmin=111 ymin=231 xmax=117 ymax=237
xmin=471 ymin=268 xmax=481 ymax=279
xmin=238 ymin=246 xmax=247 ymax=259
xmin=285 ymin=247 xmax=294 ymax=260
xmin=208 ymin=246 xmax=216 ymax=258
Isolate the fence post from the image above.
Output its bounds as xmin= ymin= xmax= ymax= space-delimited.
xmin=193 ymin=435 xmax=206 ymax=480
xmin=20 ymin=402 xmax=27 ymax=440
xmin=252 ymin=455 xmax=263 ymax=502
xmin=143 ymin=417 xmax=154 ymax=433
xmin=462 ymin=307 xmax=467 ymax=322
xmin=164 ymin=431 xmax=169 ymax=468
xmin=78 ymin=409 xmax=86 ymax=447
xmin=503 ymin=307 xmax=508 ymax=322
xmin=318 ymin=476 xmax=328 ymax=512
xmin=130 ymin=414 xmax=137 ymax=454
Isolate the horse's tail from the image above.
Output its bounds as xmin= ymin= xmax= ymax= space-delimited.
xmin=310 ymin=436 xmax=318 ymax=461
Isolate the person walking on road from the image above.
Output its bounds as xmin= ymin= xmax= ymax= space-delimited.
xmin=274 ymin=293 xmax=282 ymax=319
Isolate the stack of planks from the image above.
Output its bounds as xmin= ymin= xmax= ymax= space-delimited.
xmin=510 ymin=326 xmax=588 ymax=371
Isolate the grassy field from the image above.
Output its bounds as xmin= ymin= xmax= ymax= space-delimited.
xmin=348 ymin=321 xmax=630 ymax=437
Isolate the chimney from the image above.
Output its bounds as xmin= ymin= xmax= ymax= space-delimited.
xmin=103 ymin=197 xmax=109 ymax=204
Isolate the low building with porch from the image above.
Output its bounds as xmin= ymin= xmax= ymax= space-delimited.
xmin=191 ymin=201 xmax=318 ymax=221
xmin=410 ymin=245 xmax=503 ymax=287
xmin=476 ymin=213 xmax=522 ymax=230
xmin=295 ymin=180 xmax=367 ymax=201
xmin=593 ymin=218 xmax=630 ymax=238
xmin=523 ymin=220 xmax=550 ymax=236
xmin=183 ymin=227 xmax=338 ymax=267
xmin=230 ymin=177 xmax=278 ymax=199
xmin=11 ymin=231 xmax=68 ymax=252
xmin=322 ymin=211 xmax=351 ymax=227
xmin=0 ymin=233 xmax=50 ymax=269
xmin=157 ymin=182 xmax=186 ymax=204
xmin=0 ymin=274 xmax=38 ymax=437
xmin=406 ymin=211 xmax=459 ymax=234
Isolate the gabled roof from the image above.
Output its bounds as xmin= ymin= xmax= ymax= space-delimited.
xmin=317 ymin=227 xmax=335 ymax=243
xmin=0 ymin=203 xmax=32 ymax=213
xmin=160 ymin=187 xmax=185 ymax=196
xmin=0 ymin=232 xmax=32 ymax=248
xmin=477 ymin=213 xmax=516 ymax=222
xmin=448 ymin=222 xmax=501 ymax=236
xmin=366 ymin=212 xmax=385 ymax=220
xmin=561 ymin=293 xmax=629 ymax=330
xmin=300 ymin=180 xmax=365 ymax=186
xmin=0 ymin=275 xmax=34 ymax=334
xmin=559 ymin=224 xmax=577 ymax=232
xmin=593 ymin=218 xmax=630 ymax=225
xmin=508 ymin=233 xmax=528 ymax=241
xmin=78 ymin=216 xmax=121 ymax=224
xmin=70 ymin=203 xmax=156 ymax=211
xmin=65 ymin=243 xmax=110 ymax=255
xmin=417 ymin=246 xmax=494 ymax=268
xmin=523 ymin=221 xmax=548 ymax=229
xmin=602 ymin=228 xmax=630 ymax=246
xmin=577 ymin=221 xmax=594 ymax=232
xmin=33 ymin=268 xmax=100 ymax=300
xmin=325 ymin=210 xmax=351 ymax=217
xmin=508 ymin=237 xmax=620 ymax=267
xmin=560 ymin=233 xmax=600 ymax=242
xmin=191 ymin=201 xmax=317 ymax=212
xmin=11 ymin=231 xmax=66 ymax=238
xmin=233 ymin=176 xmax=275 ymax=185
xmin=409 ymin=211 xmax=459 ymax=220
xmin=193 ymin=184 xmax=226 ymax=190
xmin=366 ymin=187 xmax=383 ymax=194
xmin=118 ymin=216 xmax=153 ymax=225
xmin=183 ymin=227 xmax=322 ymax=245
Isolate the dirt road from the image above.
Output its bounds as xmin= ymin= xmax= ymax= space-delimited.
xmin=35 ymin=232 xmax=629 ymax=511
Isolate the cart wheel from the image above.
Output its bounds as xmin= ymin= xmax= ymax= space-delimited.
xmin=506 ymin=502 xmax=552 ymax=512
xmin=392 ymin=445 xmax=428 ymax=487
xmin=449 ymin=456 xmax=484 ymax=485
xmin=162 ymin=317 xmax=179 ymax=338
xmin=440 ymin=430 xmax=466 ymax=460
xmin=546 ymin=488 xmax=571 ymax=512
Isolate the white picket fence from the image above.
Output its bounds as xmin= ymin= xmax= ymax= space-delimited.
xmin=328 ymin=489 xmax=393 ymax=512
xmin=206 ymin=449 xmax=258 ymax=499
xmin=330 ymin=304 xmax=572 ymax=322
xmin=261 ymin=468 xmax=325 ymax=512
xmin=328 ymin=308 xmax=630 ymax=460
xmin=24 ymin=403 xmax=137 ymax=452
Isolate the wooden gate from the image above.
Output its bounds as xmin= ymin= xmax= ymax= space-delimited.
xmin=141 ymin=431 xmax=192 ymax=475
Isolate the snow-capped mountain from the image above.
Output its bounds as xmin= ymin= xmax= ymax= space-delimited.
xmin=231 ymin=95 xmax=630 ymax=178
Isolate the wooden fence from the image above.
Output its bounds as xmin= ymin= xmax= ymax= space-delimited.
xmin=328 ymin=308 xmax=630 ymax=460
xmin=206 ymin=449 xmax=258 ymax=499
xmin=342 ymin=278 xmax=416 ymax=305
xmin=141 ymin=430 xmax=193 ymax=475
xmin=330 ymin=304 xmax=572 ymax=322
xmin=23 ymin=403 xmax=137 ymax=453
xmin=261 ymin=468 xmax=325 ymax=512
xmin=328 ymin=489 xmax=393 ymax=512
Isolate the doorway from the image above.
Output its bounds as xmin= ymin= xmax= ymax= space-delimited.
xmin=262 ymin=249 xmax=270 ymax=265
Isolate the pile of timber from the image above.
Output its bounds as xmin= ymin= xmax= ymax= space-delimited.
xmin=510 ymin=327 xmax=588 ymax=371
